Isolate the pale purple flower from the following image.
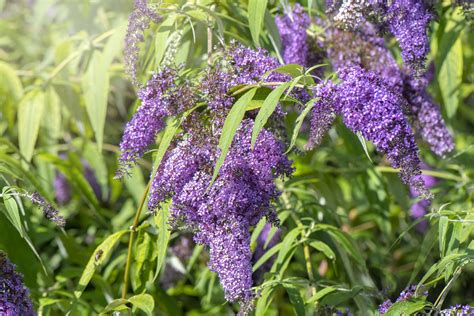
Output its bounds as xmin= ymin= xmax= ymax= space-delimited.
xmin=0 ymin=252 xmax=35 ymax=316
xmin=124 ymin=0 xmax=162 ymax=86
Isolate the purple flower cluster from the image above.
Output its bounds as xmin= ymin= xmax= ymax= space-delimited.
xmin=252 ymin=223 xmax=282 ymax=281
xmin=124 ymin=0 xmax=162 ymax=87
xmin=29 ymin=192 xmax=65 ymax=228
xmin=275 ymin=4 xmax=311 ymax=66
xmin=200 ymin=43 xmax=287 ymax=121
xmin=379 ymin=286 xmax=473 ymax=315
xmin=117 ymin=68 xmax=194 ymax=177
xmin=440 ymin=304 xmax=474 ymax=315
xmin=54 ymin=171 xmax=71 ymax=205
xmin=325 ymin=22 xmax=454 ymax=157
xmin=378 ymin=285 xmax=427 ymax=314
xmin=326 ymin=23 xmax=404 ymax=92
xmin=382 ymin=0 xmax=433 ymax=74
xmin=306 ymin=81 xmax=337 ymax=149
xmin=0 ymin=252 xmax=35 ymax=316
xmin=328 ymin=0 xmax=433 ymax=73
xmin=308 ymin=67 xmax=429 ymax=197
xmin=402 ymin=72 xmax=454 ymax=156
xmin=149 ymin=119 xmax=292 ymax=303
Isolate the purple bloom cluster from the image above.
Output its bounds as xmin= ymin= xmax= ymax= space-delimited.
xmin=382 ymin=0 xmax=433 ymax=73
xmin=325 ymin=22 xmax=454 ymax=157
xmin=440 ymin=304 xmax=474 ymax=315
xmin=252 ymin=223 xmax=282 ymax=281
xmin=149 ymin=119 xmax=292 ymax=303
xmin=0 ymin=252 xmax=35 ymax=316
xmin=326 ymin=23 xmax=404 ymax=92
xmin=378 ymin=284 xmax=427 ymax=314
xmin=54 ymin=171 xmax=71 ymax=205
xmin=124 ymin=0 xmax=162 ymax=87
xmin=275 ymin=4 xmax=311 ymax=66
xmin=117 ymin=68 xmax=194 ymax=177
xmin=402 ymin=72 xmax=454 ymax=156
xmin=308 ymin=67 xmax=429 ymax=197
xmin=200 ymin=43 xmax=287 ymax=121
xmin=29 ymin=192 xmax=65 ymax=228
xmin=328 ymin=0 xmax=433 ymax=73
xmin=306 ymin=81 xmax=337 ymax=149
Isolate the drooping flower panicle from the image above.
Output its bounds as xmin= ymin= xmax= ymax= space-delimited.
xmin=117 ymin=68 xmax=195 ymax=177
xmin=124 ymin=0 xmax=162 ymax=87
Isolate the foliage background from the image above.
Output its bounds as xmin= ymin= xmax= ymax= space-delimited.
xmin=0 ymin=0 xmax=473 ymax=315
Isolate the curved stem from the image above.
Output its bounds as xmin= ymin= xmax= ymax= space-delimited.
xmin=121 ymin=181 xmax=151 ymax=299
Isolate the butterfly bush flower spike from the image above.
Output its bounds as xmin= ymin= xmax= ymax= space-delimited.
xmin=0 ymin=252 xmax=35 ymax=316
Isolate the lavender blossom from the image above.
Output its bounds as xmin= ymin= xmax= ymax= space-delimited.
xmin=402 ymin=72 xmax=454 ymax=156
xmin=440 ymin=304 xmax=474 ymax=315
xmin=124 ymin=0 xmax=162 ymax=86
xmin=311 ymin=67 xmax=429 ymax=197
xmin=29 ymin=192 xmax=65 ymax=227
xmin=117 ymin=68 xmax=194 ymax=177
xmin=275 ymin=4 xmax=311 ymax=66
xmin=0 ymin=252 xmax=35 ymax=316
xmin=54 ymin=171 xmax=71 ymax=204
xmin=326 ymin=23 xmax=404 ymax=93
xmin=333 ymin=0 xmax=369 ymax=29
xmin=382 ymin=0 xmax=433 ymax=74
xmin=378 ymin=285 xmax=428 ymax=314
xmin=307 ymin=81 xmax=337 ymax=149
xmin=148 ymin=119 xmax=292 ymax=304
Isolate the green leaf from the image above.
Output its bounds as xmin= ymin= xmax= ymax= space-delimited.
xmin=248 ymin=0 xmax=268 ymax=46
xmin=251 ymin=82 xmax=290 ymax=148
xmin=313 ymin=224 xmax=365 ymax=266
xmin=134 ymin=231 xmax=154 ymax=290
xmin=1 ymin=187 xmax=23 ymax=237
xmin=0 ymin=61 xmax=23 ymax=129
xmin=73 ymin=230 xmax=127 ymax=300
xmin=320 ymin=286 xmax=362 ymax=306
xmin=18 ymin=90 xmax=45 ymax=163
xmin=283 ymin=284 xmax=305 ymax=316
xmin=128 ymin=293 xmax=155 ymax=316
xmin=385 ymin=299 xmax=429 ymax=316
xmin=308 ymin=240 xmax=335 ymax=261
xmin=82 ymin=52 xmax=110 ymax=152
xmin=272 ymin=227 xmax=300 ymax=274
xmin=255 ymin=285 xmax=277 ymax=315
xmin=437 ymin=12 xmax=464 ymax=119
xmin=102 ymin=22 xmax=127 ymax=67
xmin=210 ymin=88 xmax=257 ymax=186
xmin=286 ymin=100 xmax=316 ymax=153
xmin=100 ymin=299 xmax=129 ymax=314
xmin=252 ymin=243 xmax=282 ymax=272
xmin=155 ymin=15 xmax=176 ymax=65
xmin=41 ymin=87 xmax=61 ymax=144
xmin=439 ymin=216 xmax=449 ymax=258
xmin=306 ymin=286 xmax=337 ymax=305
xmin=356 ymin=132 xmax=373 ymax=163
xmin=267 ymin=64 xmax=304 ymax=79
xmin=153 ymin=202 xmax=171 ymax=280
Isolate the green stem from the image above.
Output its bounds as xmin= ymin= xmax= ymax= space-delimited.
xmin=47 ymin=29 xmax=116 ymax=82
xmin=281 ymin=192 xmax=317 ymax=297
xmin=121 ymin=181 xmax=151 ymax=299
